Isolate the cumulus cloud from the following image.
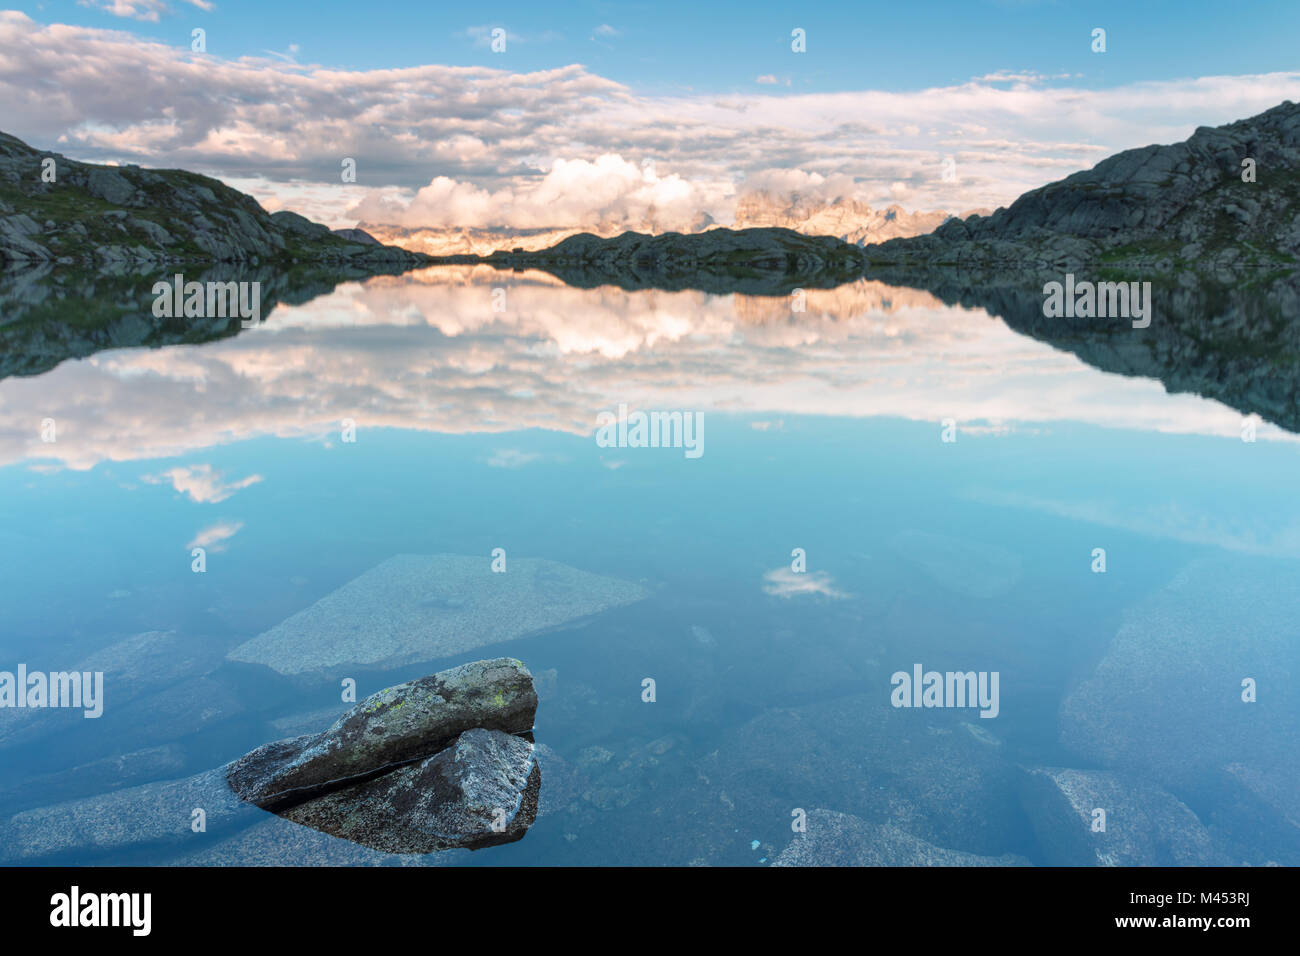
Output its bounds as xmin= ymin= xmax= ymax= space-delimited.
xmin=348 ymin=154 xmax=733 ymax=231
xmin=144 ymin=464 xmax=263 ymax=502
xmin=4 ymin=12 xmax=1298 ymax=227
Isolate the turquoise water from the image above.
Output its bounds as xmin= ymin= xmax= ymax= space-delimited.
xmin=1 ymin=267 xmax=1297 ymax=865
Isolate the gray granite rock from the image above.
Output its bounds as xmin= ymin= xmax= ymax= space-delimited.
xmin=281 ymin=728 xmax=539 ymax=853
xmin=227 ymin=658 xmax=537 ymax=810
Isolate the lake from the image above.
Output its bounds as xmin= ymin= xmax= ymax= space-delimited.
xmin=1 ymin=264 xmax=1297 ymax=866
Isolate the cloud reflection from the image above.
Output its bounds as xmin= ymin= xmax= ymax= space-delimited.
xmin=0 ymin=267 xmax=1289 ymax=473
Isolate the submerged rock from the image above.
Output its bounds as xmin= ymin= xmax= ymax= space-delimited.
xmin=227 ymin=658 xmax=537 ymax=810
xmin=889 ymin=530 xmax=1023 ymax=599
xmin=703 ymin=692 xmax=1027 ymax=857
xmin=226 ymin=554 xmax=648 ymax=680
xmin=773 ymin=809 xmax=1030 ymax=866
xmin=0 ymin=744 xmax=187 ymax=813
xmin=1019 ymin=767 xmax=1225 ymax=866
xmin=1060 ymin=558 xmax=1300 ymax=788
xmin=0 ymin=767 xmax=255 ymax=863
xmin=0 ymin=630 xmax=225 ymax=751
xmin=1054 ymin=556 xmax=1300 ymax=864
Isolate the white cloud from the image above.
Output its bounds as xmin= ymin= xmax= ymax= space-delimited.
xmin=3 ymin=12 xmax=1297 ymax=228
xmin=349 ymin=154 xmax=733 ymax=231
xmin=77 ymin=0 xmax=212 ymax=20
xmin=77 ymin=0 xmax=169 ymax=21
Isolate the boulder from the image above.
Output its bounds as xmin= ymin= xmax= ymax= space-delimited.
xmin=281 ymin=728 xmax=539 ymax=853
xmin=227 ymin=657 xmax=537 ymax=809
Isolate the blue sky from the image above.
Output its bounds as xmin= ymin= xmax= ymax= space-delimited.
xmin=5 ymin=2 xmax=1300 ymax=228
xmin=18 ymin=0 xmax=1300 ymax=93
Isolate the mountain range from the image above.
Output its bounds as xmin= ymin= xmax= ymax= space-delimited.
xmin=359 ymin=195 xmax=972 ymax=257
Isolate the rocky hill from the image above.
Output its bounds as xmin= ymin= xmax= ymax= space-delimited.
xmin=0 ymin=131 xmax=427 ymax=269
xmin=866 ymin=100 xmax=1300 ymax=273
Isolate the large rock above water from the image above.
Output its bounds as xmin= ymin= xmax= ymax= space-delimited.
xmin=227 ymin=657 xmax=537 ymax=809
xmin=281 ymin=728 xmax=540 ymax=853
xmin=226 ymin=554 xmax=649 ymax=680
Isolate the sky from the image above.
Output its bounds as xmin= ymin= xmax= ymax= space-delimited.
xmin=4 ymin=1 xmax=1300 ymax=227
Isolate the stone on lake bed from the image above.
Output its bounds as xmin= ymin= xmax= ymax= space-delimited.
xmin=889 ymin=530 xmax=1023 ymax=599
xmin=1018 ymin=767 xmax=1226 ymax=866
xmin=773 ymin=810 xmax=1030 ymax=866
xmin=0 ymin=767 xmax=256 ymax=863
xmin=226 ymin=554 xmax=649 ymax=679
xmin=1060 ymin=557 xmax=1300 ymax=787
